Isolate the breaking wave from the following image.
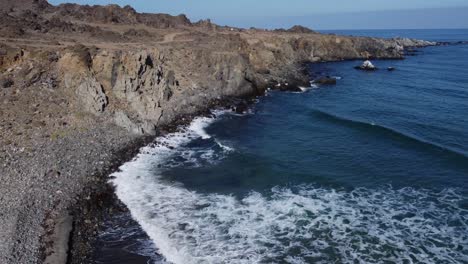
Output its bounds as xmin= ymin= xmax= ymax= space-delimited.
xmin=111 ymin=114 xmax=468 ymax=264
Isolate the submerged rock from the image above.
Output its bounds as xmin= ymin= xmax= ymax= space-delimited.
xmin=313 ymin=76 xmax=337 ymax=85
xmin=232 ymin=101 xmax=249 ymax=114
xmin=277 ymin=84 xmax=303 ymax=92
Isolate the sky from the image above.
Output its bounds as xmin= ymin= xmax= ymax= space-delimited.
xmin=48 ymin=0 xmax=468 ymax=30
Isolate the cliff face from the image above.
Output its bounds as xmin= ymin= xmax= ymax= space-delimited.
xmin=46 ymin=34 xmax=430 ymax=135
xmin=52 ymin=45 xmax=256 ymax=134
xmin=0 ymin=2 xmax=437 ymax=263
xmin=1 ymin=33 xmax=432 ymax=137
xmin=0 ymin=2 xmax=435 ymax=137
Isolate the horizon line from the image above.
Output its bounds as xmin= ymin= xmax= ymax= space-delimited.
xmin=316 ymin=28 xmax=468 ymax=31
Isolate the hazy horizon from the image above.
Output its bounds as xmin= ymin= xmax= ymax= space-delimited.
xmin=209 ymin=7 xmax=468 ymax=30
xmin=49 ymin=1 xmax=468 ymax=30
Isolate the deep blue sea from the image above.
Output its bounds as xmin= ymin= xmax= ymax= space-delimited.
xmin=95 ymin=29 xmax=468 ymax=264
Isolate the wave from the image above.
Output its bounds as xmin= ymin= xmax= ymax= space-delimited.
xmin=299 ymin=84 xmax=319 ymax=92
xmin=149 ymin=111 xmax=234 ymax=170
xmin=215 ymin=139 xmax=235 ymax=152
xmin=111 ymin=116 xmax=468 ymax=264
xmin=309 ymin=108 xmax=468 ymax=160
xmin=188 ymin=117 xmax=213 ymax=140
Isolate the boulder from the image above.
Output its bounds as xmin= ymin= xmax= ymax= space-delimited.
xmin=355 ymin=60 xmax=377 ymax=71
xmin=232 ymin=101 xmax=249 ymax=114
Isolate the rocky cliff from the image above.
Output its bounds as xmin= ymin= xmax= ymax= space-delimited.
xmin=56 ymin=34 xmax=432 ymax=135
xmin=0 ymin=8 xmax=434 ymax=135
xmin=0 ymin=1 xmax=436 ymax=263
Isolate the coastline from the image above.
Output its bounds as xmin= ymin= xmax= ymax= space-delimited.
xmin=0 ymin=45 xmax=434 ymax=264
xmin=89 ymin=41 xmax=468 ymax=263
xmin=0 ymin=1 xmax=441 ymax=263
xmin=64 ymin=98 xmax=260 ymax=264
xmin=72 ymin=54 xmax=415 ymax=263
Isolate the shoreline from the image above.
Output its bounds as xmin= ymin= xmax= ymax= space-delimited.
xmin=83 ymin=44 xmax=468 ymax=262
xmin=62 ymin=136 xmax=153 ymax=264
xmin=23 ymin=50 xmax=434 ymax=264
xmin=73 ymin=55 xmax=417 ymax=263
xmin=0 ymin=49 xmax=428 ymax=264
xmin=0 ymin=2 xmax=442 ymax=263
xmin=65 ymin=97 xmax=266 ymax=263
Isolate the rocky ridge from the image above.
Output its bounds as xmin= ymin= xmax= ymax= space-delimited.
xmin=0 ymin=1 xmax=436 ymax=263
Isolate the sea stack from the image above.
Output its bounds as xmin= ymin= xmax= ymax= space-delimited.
xmin=355 ymin=60 xmax=377 ymax=71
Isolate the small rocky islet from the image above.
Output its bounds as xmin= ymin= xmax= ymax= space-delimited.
xmin=0 ymin=0 xmax=437 ymax=263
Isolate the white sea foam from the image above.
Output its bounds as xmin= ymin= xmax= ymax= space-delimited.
xmin=297 ymin=84 xmax=319 ymax=93
xmin=299 ymin=86 xmax=310 ymax=92
xmin=215 ymin=139 xmax=235 ymax=152
xmin=111 ymin=116 xmax=468 ymax=264
xmin=189 ymin=117 xmax=212 ymax=139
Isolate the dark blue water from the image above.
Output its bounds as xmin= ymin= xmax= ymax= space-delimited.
xmin=97 ymin=29 xmax=468 ymax=264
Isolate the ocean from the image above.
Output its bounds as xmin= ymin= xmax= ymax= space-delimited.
xmin=94 ymin=29 xmax=468 ymax=264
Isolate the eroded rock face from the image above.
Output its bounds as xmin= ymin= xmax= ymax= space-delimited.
xmin=2 ymin=1 xmax=435 ymax=136
xmin=52 ymin=34 xmax=432 ymax=135
xmin=58 ymin=49 xmax=108 ymax=115
xmin=109 ymin=52 xmax=172 ymax=123
xmin=71 ymin=47 xmax=257 ymax=133
xmin=75 ymin=77 xmax=108 ymax=113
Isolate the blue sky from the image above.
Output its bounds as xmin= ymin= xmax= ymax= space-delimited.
xmin=49 ymin=0 xmax=468 ymax=29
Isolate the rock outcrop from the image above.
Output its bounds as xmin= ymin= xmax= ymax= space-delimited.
xmin=53 ymin=3 xmax=191 ymax=28
xmin=355 ymin=60 xmax=377 ymax=71
xmin=0 ymin=0 xmax=51 ymax=11
xmin=392 ymin=37 xmax=437 ymax=48
xmin=313 ymin=76 xmax=337 ymax=85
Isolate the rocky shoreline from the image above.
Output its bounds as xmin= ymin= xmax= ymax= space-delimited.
xmin=66 ymin=97 xmax=260 ymax=264
xmin=0 ymin=1 xmax=438 ymax=263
